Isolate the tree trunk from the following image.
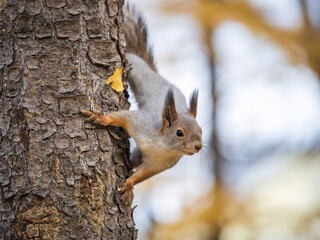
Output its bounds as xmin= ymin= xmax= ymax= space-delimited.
xmin=0 ymin=0 xmax=136 ymax=239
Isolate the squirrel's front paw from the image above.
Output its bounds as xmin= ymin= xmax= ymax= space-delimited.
xmin=81 ymin=110 xmax=110 ymax=125
xmin=121 ymin=189 xmax=134 ymax=206
xmin=119 ymin=183 xmax=134 ymax=206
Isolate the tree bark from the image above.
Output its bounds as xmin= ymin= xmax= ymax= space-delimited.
xmin=0 ymin=0 xmax=136 ymax=239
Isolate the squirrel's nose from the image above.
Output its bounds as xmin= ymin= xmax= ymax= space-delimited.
xmin=194 ymin=144 xmax=202 ymax=151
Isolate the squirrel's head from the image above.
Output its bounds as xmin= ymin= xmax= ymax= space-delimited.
xmin=160 ymin=89 xmax=202 ymax=156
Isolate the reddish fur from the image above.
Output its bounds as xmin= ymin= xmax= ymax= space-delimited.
xmin=125 ymin=167 xmax=154 ymax=189
xmin=81 ymin=110 xmax=129 ymax=131
xmin=120 ymin=166 xmax=155 ymax=205
xmin=107 ymin=115 xmax=129 ymax=130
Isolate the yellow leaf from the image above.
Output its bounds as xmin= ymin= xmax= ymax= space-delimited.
xmin=106 ymin=67 xmax=124 ymax=92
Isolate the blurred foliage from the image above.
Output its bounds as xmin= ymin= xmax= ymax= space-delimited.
xmin=149 ymin=155 xmax=320 ymax=240
xmin=148 ymin=184 xmax=230 ymax=240
xmin=164 ymin=0 xmax=320 ymax=79
xmin=147 ymin=1 xmax=320 ymax=240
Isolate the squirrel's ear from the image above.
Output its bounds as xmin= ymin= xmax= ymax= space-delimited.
xmin=189 ymin=89 xmax=199 ymax=118
xmin=160 ymin=89 xmax=178 ymax=133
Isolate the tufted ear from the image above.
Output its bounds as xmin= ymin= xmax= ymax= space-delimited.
xmin=160 ymin=89 xmax=178 ymax=133
xmin=189 ymin=89 xmax=198 ymax=118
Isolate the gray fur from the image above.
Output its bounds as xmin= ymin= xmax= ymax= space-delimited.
xmin=123 ymin=7 xmax=202 ymax=175
xmin=126 ymin=53 xmax=188 ymax=116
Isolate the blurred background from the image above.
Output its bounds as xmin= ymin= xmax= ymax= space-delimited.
xmin=126 ymin=0 xmax=320 ymax=239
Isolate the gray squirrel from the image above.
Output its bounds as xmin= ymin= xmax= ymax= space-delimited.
xmin=82 ymin=6 xmax=203 ymax=205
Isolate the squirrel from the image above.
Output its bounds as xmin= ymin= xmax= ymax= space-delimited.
xmin=81 ymin=6 xmax=203 ymax=205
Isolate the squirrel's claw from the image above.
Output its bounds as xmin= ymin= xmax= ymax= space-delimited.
xmin=87 ymin=115 xmax=97 ymax=122
xmin=118 ymin=185 xmax=129 ymax=192
xmin=81 ymin=110 xmax=103 ymax=124
xmin=81 ymin=110 xmax=101 ymax=117
xmin=93 ymin=110 xmax=102 ymax=116
xmin=93 ymin=119 xmax=102 ymax=124
xmin=121 ymin=189 xmax=134 ymax=206
xmin=82 ymin=110 xmax=111 ymax=126
xmin=81 ymin=109 xmax=93 ymax=116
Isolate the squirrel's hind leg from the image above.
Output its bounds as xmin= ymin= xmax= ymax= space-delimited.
xmin=130 ymin=147 xmax=143 ymax=169
xmin=120 ymin=163 xmax=155 ymax=205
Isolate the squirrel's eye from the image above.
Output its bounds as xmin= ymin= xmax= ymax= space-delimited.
xmin=176 ymin=129 xmax=184 ymax=137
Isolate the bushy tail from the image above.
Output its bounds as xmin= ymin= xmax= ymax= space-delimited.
xmin=123 ymin=5 xmax=156 ymax=71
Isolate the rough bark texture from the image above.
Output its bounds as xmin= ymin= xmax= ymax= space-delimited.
xmin=0 ymin=0 xmax=136 ymax=239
